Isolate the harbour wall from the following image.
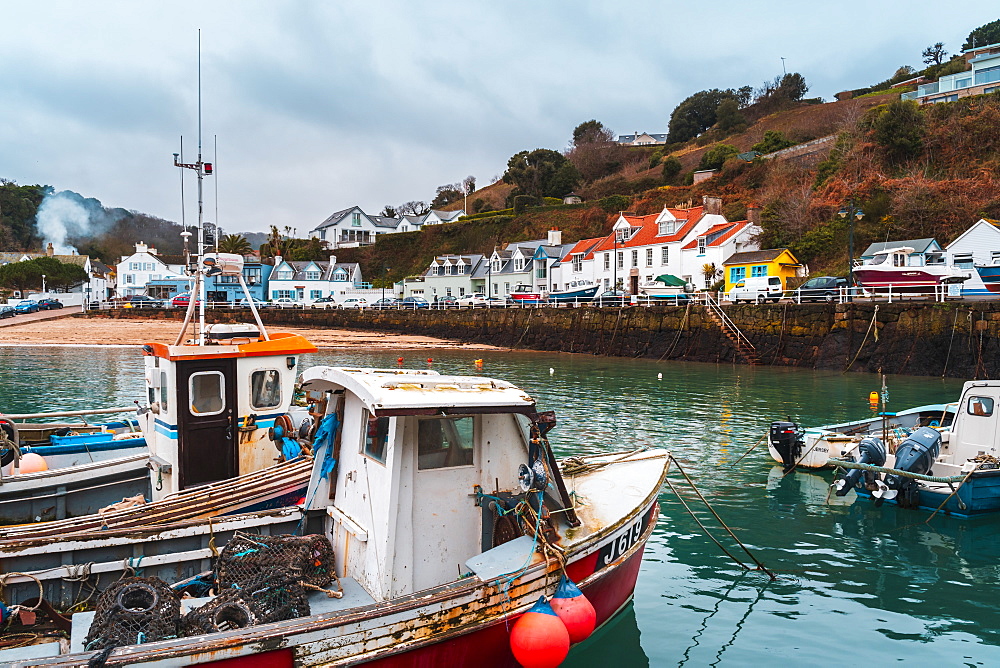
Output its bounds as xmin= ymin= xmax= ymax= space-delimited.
xmin=90 ymin=302 xmax=1000 ymax=378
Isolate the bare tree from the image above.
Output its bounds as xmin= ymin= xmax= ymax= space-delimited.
xmin=397 ymin=201 xmax=430 ymax=216
xmin=463 ymin=175 xmax=476 ymax=194
xmin=922 ymin=42 xmax=948 ymax=66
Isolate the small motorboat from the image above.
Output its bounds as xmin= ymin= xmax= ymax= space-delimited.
xmin=639 ymin=273 xmax=693 ymax=300
xmin=547 ymin=280 xmax=600 ymax=303
xmin=0 ymin=366 xmax=669 ymax=666
xmin=509 ymin=283 xmax=544 ymax=304
xmin=768 ymin=402 xmax=957 ymax=470
xmin=852 ymin=246 xmax=970 ymax=293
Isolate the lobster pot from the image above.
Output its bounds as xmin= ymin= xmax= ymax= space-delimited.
xmin=217 ymin=532 xmax=336 ymax=589
xmin=182 ymin=569 xmax=310 ymax=634
xmin=84 ymin=577 xmax=180 ymax=650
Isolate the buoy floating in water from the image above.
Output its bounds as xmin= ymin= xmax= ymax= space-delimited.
xmin=549 ymin=575 xmax=596 ymax=643
xmin=426 ymin=358 xmax=433 ymax=364
xmin=549 ymin=368 xmax=555 ymax=375
xmin=509 ymin=596 xmax=570 ymax=668
xmin=18 ymin=452 xmax=48 ymax=474
xmin=657 ymin=372 xmax=663 ymax=380
xmin=397 ymin=357 xmax=404 ymax=365
xmin=474 ymin=358 xmax=483 ymax=368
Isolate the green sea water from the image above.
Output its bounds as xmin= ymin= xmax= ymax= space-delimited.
xmin=2 ymin=345 xmax=996 ymax=666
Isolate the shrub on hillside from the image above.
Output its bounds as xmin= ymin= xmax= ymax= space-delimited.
xmin=698 ymin=144 xmax=739 ymax=171
xmin=661 ymin=155 xmax=682 ymax=183
xmin=598 ymin=195 xmax=631 ymax=213
xmin=751 ymin=131 xmax=797 ymax=154
xmin=513 ymin=195 xmax=538 ymax=214
xmin=868 ymin=100 xmax=925 ymax=165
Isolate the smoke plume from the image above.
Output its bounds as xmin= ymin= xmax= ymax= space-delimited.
xmin=35 ymin=190 xmax=116 ymax=254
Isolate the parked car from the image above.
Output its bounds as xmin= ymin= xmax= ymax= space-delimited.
xmin=0 ymin=305 xmax=16 ymax=319
xmin=338 ymin=298 xmax=369 ymax=309
xmin=456 ymin=293 xmax=488 ymax=308
xmin=272 ymin=297 xmax=304 ymax=309
xmin=400 ymin=296 xmax=430 ymax=309
xmin=170 ymin=293 xmax=198 ymax=308
xmin=37 ymin=298 xmax=64 ymax=310
xmin=116 ymin=295 xmax=164 ymax=308
xmin=236 ymin=297 xmax=270 ymax=309
xmin=434 ymin=295 xmax=459 ymax=308
xmin=14 ymin=300 xmax=40 ymax=314
xmin=484 ymin=296 xmax=509 ymax=308
xmin=792 ymin=276 xmax=850 ymax=303
xmin=370 ymin=298 xmax=400 ymax=309
xmin=310 ymin=296 xmax=338 ymax=310
xmin=729 ymin=276 xmax=783 ymax=304
xmin=591 ymin=290 xmax=629 ymax=307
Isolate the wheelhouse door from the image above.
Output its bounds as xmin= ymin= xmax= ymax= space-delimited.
xmin=176 ymin=359 xmax=238 ymax=489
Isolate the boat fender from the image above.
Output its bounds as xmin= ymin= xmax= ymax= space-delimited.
xmin=549 ymin=575 xmax=596 ymax=643
xmin=834 ymin=436 xmax=886 ymax=496
xmin=509 ymin=596 xmax=570 ymax=668
xmin=18 ymin=452 xmax=48 ymax=474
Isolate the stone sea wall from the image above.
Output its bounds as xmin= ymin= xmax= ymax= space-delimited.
xmin=92 ymin=302 xmax=1000 ymax=378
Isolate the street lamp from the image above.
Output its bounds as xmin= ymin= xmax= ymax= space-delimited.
xmin=41 ymin=274 xmax=46 ymax=296
xmin=837 ymin=200 xmax=865 ymax=286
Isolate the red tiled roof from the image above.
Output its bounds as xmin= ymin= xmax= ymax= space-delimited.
xmin=590 ymin=206 xmax=706 ymax=255
xmin=681 ymin=220 xmax=749 ymax=250
xmin=566 ymin=237 xmax=605 ymax=261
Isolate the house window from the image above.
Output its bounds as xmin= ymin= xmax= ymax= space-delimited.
xmin=272 ymin=289 xmax=293 ymax=299
xmin=245 ymin=268 xmax=261 ymax=284
xmin=730 ymin=267 xmax=746 ymax=283
xmin=645 ymin=248 xmax=654 ymax=267
xmin=631 ymin=250 xmax=638 ymax=267
xmin=124 ymin=274 xmax=134 ymax=284
xmin=493 ymin=283 xmax=499 ymax=295
xmin=276 ymin=271 xmax=293 ymax=280
xmin=450 ymin=265 xmax=459 ymax=275
xmin=572 ymin=255 xmax=583 ymax=272
xmin=446 ymin=288 xmax=452 ymax=296
xmin=975 ymin=65 xmax=1000 ymax=86
xmin=604 ymin=278 xmax=610 ymax=289
xmin=536 ymin=264 xmax=547 ymax=279
xmin=658 ymin=220 xmax=676 ymax=236
xmin=953 ymin=253 xmax=974 ymax=268
xmin=250 ymin=369 xmax=282 ymax=410
xmin=333 ymin=271 xmax=347 ymax=282
xmin=514 ymin=259 xmax=525 ymax=272
xmin=751 ymin=265 xmax=768 ymax=277
xmin=604 ymin=253 xmax=610 ymax=270
xmin=697 ymin=238 xmax=706 ymax=255
xmin=504 ymin=282 xmax=510 ymax=294
xmin=617 ymin=252 xmax=624 ymax=269
xmin=417 ymin=416 xmax=474 ymax=470
xmin=363 ymin=412 xmax=391 ymax=464
xmin=351 ymin=212 xmax=362 ymax=227
xmin=955 ymin=77 xmax=972 ymax=89
xmin=305 ymin=271 xmax=320 ymax=280
xmin=459 ymin=287 xmax=466 ymax=296
xmin=310 ymin=290 xmax=323 ymax=299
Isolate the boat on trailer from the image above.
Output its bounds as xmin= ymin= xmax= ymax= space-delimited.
xmin=0 ymin=366 xmax=668 ymax=666
xmin=547 ymin=280 xmax=600 ymax=303
xmin=768 ymin=402 xmax=957 ymax=470
xmin=852 ymin=246 xmax=969 ymax=293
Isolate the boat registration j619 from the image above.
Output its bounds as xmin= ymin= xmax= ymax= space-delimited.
xmin=597 ymin=506 xmax=654 ymax=569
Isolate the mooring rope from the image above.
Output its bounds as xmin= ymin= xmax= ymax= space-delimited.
xmin=668 ymin=455 xmax=777 ymax=580
xmin=828 ymin=458 xmax=967 ymax=483
xmin=843 ymin=305 xmax=878 ymax=373
xmin=724 ymin=433 xmax=766 ymax=468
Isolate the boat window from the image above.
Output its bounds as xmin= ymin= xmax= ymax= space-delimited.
xmin=189 ymin=371 xmax=225 ymax=416
xmin=871 ymin=254 xmax=886 ymax=265
xmin=418 ymin=416 xmax=474 ymax=470
xmin=967 ymin=396 xmax=994 ymax=417
xmin=250 ymin=369 xmax=282 ymax=410
xmin=159 ymin=371 xmax=168 ymax=411
xmin=363 ymin=412 xmax=390 ymax=464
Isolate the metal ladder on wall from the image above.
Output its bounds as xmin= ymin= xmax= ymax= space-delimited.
xmin=699 ymin=294 xmax=759 ymax=365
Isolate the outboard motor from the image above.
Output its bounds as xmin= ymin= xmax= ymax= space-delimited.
xmin=834 ymin=436 xmax=886 ymax=496
xmin=875 ymin=426 xmax=942 ymax=508
xmin=769 ymin=421 xmax=803 ymax=472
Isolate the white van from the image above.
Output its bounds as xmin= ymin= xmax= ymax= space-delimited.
xmin=729 ymin=276 xmax=783 ymax=304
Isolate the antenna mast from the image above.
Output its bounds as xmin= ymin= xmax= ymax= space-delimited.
xmin=173 ymin=29 xmax=213 ymax=345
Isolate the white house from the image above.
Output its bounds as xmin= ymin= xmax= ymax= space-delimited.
xmin=267 ymin=255 xmax=365 ymax=303
xmin=616 ymin=132 xmax=668 ymax=146
xmin=309 ymin=206 xmax=466 ymax=247
xmin=403 ymin=254 xmax=485 ymax=300
xmin=0 ymin=244 xmax=114 ymax=304
xmin=116 ymin=242 xmax=186 ymax=297
xmin=946 ymin=219 xmax=1000 ymax=295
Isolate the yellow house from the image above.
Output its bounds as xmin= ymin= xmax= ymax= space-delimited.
xmin=722 ymin=248 xmax=804 ymax=292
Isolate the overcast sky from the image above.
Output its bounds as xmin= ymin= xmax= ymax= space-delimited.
xmin=0 ymin=1 xmax=993 ymax=236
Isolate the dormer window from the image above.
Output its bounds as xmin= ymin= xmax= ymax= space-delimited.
xmin=492 ymin=259 xmax=501 ymax=273
xmin=276 ymin=270 xmax=293 ymax=280
xmin=658 ymin=220 xmax=677 ymax=236
xmin=351 ymin=213 xmax=362 ymax=227
xmin=514 ymin=258 xmax=525 ymax=272
xmin=305 ymin=271 xmax=321 ymax=280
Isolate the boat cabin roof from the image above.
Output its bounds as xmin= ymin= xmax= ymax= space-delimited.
xmin=300 ymin=367 xmax=536 ymax=416
xmin=143 ymin=332 xmax=317 ymax=362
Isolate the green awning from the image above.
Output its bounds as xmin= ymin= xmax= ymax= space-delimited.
xmin=654 ymin=274 xmax=687 ymax=287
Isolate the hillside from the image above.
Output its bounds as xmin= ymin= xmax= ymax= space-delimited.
xmin=339 ymin=90 xmax=1000 ymax=283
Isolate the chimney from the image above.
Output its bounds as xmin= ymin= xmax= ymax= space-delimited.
xmin=46 ymin=243 xmax=54 ymax=257
xmin=329 ymin=254 xmax=337 ymax=267
xmin=136 ymin=241 xmax=147 ymax=254
xmin=274 ymin=255 xmax=283 ymax=267
xmin=747 ymin=204 xmax=762 ymax=226
xmin=702 ymin=196 xmax=723 ymax=216
xmin=547 ymin=228 xmax=562 ymax=246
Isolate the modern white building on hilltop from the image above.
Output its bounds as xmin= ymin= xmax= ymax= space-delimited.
xmin=309 ymin=206 xmax=465 ymax=249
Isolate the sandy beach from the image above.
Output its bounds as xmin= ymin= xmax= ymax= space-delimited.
xmin=0 ymin=315 xmax=498 ymax=350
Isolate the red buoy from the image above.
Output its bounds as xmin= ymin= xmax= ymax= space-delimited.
xmin=549 ymin=575 xmax=596 ymax=643
xmin=426 ymin=358 xmax=433 ymax=363
xmin=509 ymin=596 xmax=570 ymax=668
xmin=397 ymin=357 xmax=404 ymax=364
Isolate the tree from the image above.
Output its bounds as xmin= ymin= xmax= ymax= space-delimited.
xmin=666 ymin=89 xmax=737 ymax=143
xmin=397 ymin=201 xmax=430 ymax=216
xmin=0 ymin=257 xmax=87 ymax=292
xmin=870 ymin=100 xmax=925 ymax=164
xmin=572 ymin=120 xmax=614 ymax=146
xmin=714 ymin=99 xmax=746 ymax=133
xmin=698 ymin=144 xmax=739 ymax=171
xmin=701 ymin=262 xmax=721 ymax=288
xmin=380 ymin=205 xmax=397 ymax=218
xmin=218 ymin=234 xmax=254 ymax=255
xmin=963 ymin=19 xmax=1000 ymax=51
xmin=661 ymin=155 xmax=682 ymax=183
xmin=503 ymin=149 xmax=577 ymax=199
xmin=462 ymin=175 xmax=476 ymax=195
xmin=752 ymin=130 xmax=796 ymax=154
xmin=430 ymin=184 xmax=463 ymax=209
xmin=922 ymin=42 xmax=948 ymax=66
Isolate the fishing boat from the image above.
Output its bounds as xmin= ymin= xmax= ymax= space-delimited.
xmin=509 ymin=284 xmax=544 ymax=305
xmin=638 ymin=274 xmax=692 ymax=299
xmin=768 ymin=402 xmax=957 ymax=470
xmin=973 ymin=263 xmax=1000 ymax=293
xmin=852 ymin=246 xmax=970 ymax=292
xmin=547 ymin=280 xmax=600 ymax=303
xmin=0 ymin=365 xmax=669 ymax=666
xmin=826 ymin=380 xmax=1000 ymax=517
